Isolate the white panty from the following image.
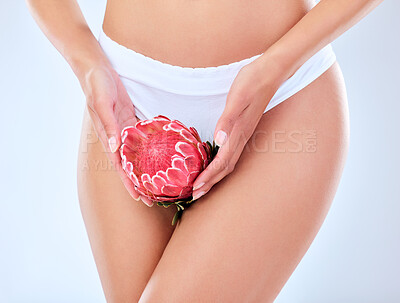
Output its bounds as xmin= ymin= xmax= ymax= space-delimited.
xmin=98 ymin=30 xmax=336 ymax=143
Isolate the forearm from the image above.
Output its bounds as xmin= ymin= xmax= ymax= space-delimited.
xmin=261 ymin=0 xmax=384 ymax=82
xmin=26 ymin=0 xmax=111 ymax=87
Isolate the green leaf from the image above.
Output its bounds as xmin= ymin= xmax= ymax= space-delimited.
xmin=207 ymin=140 xmax=219 ymax=159
xmin=171 ymin=209 xmax=183 ymax=226
xmin=157 ymin=201 xmax=174 ymax=208
xmin=171 ymin=211 xmax=179 ymax=226
xmin=186 ymin=198 xmax=195 ymax=204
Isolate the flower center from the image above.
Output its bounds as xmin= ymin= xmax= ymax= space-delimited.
xmin=138 ymin=132 xmax=178 ymax=176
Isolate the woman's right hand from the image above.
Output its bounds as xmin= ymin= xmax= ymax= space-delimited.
xmin=25 ymin=0 xmax=153 ymax=206
xmin=81 ymin=64 xmax=155 ymax=207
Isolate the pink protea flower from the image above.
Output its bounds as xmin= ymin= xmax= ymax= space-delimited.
xmin=120 ymin=115 xmax=218 ymax=224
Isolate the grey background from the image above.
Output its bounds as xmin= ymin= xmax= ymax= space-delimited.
xmin=0 ymin=1 xmax=398 ymax=302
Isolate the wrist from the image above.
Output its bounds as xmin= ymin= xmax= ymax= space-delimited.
xmin=70 ymin=51 xmax=115 ymax=99
xmin=257 ymin=44 xmax=300 ymax=88
xmin=71 ymin=49 xmax=111 ymax=82
xmin=62 ymin=28 xmax=114 ymax=93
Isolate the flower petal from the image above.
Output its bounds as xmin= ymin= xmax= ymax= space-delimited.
xmin=152 ymin=174 xmax=167 ymax=190
xmin=178 ymin=186 xmax=192 ymax=199
xmin=143 ymin=180 xmax=161 ymax=195
xmin=171 ymin=154 xmax=182 ymax=161
xmin=172 ymin=157 xmax=188 ymax=174
xmin=153 ymin=115 xmax=171 ymax=122
xmin=156 ymin=170 xmax=168 ymax=181
xmin=184 ymin=155 xmax=202 ymax=172
xmin=140 ymin=195 xmax=155 ymax=207
xmin=130 ymin=172 xmax=140 ymax=187
xmin=141 ymin=173 xmax=151 ymax=184
xmin=135 ymin=186 xmax=150 ymax=197
xmin=121 ymin=127 xmax=147 ymax=145
xmin=151 ymin=195 xmax=180 ymax=202
xmin=121 ymin=154 xmax=127 ymax=170
xmin=180 ymin=128 xmax=197 ymax=144
xmin=175 ymin=141 xmax=197 ymax=157
xmin=161 ymin=184 xmax=181 ymax=196
xmin=187 ymin=171 xmax=200 ymax=185
xmin=120 ymin=144 xmax=141 ymax=169
xmin=189 ymin=126 xmax=202 ymax=142
xmin=121 ymin=126 xmax=135 ymax=142
xmin=168 ymin=121 xmax=185 ymax=132
xmin=166 ymin=167 xmax=188 ymax=187
xmin=135 ymin=118 xmax=169 ymax=136
xmin=125 ymin=161 xmax=133 ymax=173
xmin=197 ymin=142 xmax=209 ymax=168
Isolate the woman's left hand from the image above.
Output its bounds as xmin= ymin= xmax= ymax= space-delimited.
xmin=192 ymin=56 xmax=285 ymax=200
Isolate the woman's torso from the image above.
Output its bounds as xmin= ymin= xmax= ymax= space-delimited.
xmin=103 ymin=0 xmax=316 ymax=67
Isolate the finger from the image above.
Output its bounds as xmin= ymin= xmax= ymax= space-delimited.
xmin=113 ymin=151 xmax=148 ymax=204
xmin=192 ymin=167 xmax=231 ymax=200
xmin=192 ymin=139 xmax=234 ymax=195
xmin=214 ymin=90 xmax=248 ymax=147
xmin=115 ymin=100 xmax=137 ymax=130
xmin=193 ymin=146 xmax=228 ymax=185
xmin=192 ymin=162 xmax=226 ymax=200
xmin=87 ymin=105 xmax=109 ymax=152
xmin=87 ymin=106 xmax=146 ymax=204
xmin=192 ymin=145 xmax=243 ymax=200
xmin=192 ymin=123 xmax=248 ymax=195
xmin=114 ymin=81 xmax=138 ymax=128
xmin=91 ymin=98 xmax=121 ymax=154
xmin=114 ymin=154 xmax=154 ymax=206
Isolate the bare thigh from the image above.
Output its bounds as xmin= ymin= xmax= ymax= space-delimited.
xmin=138 ymin=62 xmax=350 ymax=303
xmin=77 ymin=108 xmax=178 ymax=302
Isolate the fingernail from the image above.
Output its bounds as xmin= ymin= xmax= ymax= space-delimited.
xmin=193 ymin=182 xmax=205 ymax=191
xmin=193 ymin=191 xmax=206 ymax=200
xmin=108 ymin=136 xmax=118 ymax=153
xmin=215 ymin=130 xmax=227 ymax=147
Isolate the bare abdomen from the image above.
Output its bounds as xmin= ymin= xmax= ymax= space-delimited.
xmin=103 ymin=0 xmax=314 ymax=67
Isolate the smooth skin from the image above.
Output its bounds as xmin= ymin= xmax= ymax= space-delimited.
xmin=138 ymin=61 xmax=349 ymax=303
xmin=192 ymin=0 xmax=384 ymax=199
xmin=77 ymin=106 xmax=178 ymax=302
xmin=26 ymin=0 xmax=383 ymax=301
